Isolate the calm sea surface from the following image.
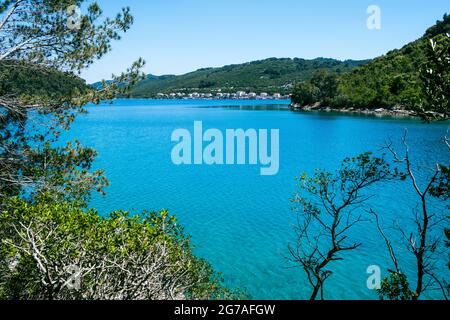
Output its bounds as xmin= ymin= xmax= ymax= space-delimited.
xmin=65 ymin=99 xmax=449 ymax=300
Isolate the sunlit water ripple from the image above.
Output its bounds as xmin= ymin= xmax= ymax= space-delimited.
xmin=63 ymin=99 xmax=449 ymax=300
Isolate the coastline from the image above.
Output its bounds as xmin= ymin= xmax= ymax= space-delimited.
xmin=289 ymin=102 xmax=417 ymax=118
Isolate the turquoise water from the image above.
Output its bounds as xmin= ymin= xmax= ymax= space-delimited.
xmin=65 ymin=99 xmax=449 ymax=300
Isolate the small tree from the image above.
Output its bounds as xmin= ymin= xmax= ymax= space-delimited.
xmin=290 ymin=152 xmax=398 ymax=300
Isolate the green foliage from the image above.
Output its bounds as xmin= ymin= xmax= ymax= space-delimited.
xmin=291 ymin=13 xmax=450 ymax=115
xmin=0 ymin=1 xmax=145 ymax=203
xmin=22 ymin=141 xmax=109 ymax=206
xmin=0 ymin=0 xmax=134 ymax=71
xmin=0 ymin=198 xmax=237 ymax=300
xmin=0 ymin=61 xmax=87 ymax=99
xmin=430 ymin=164 xmax=450 ymax=201
xmin=425 ymin=13 xmax=450 ymax=38
xmin=291 ymin=152 xmax=398 ymax=300
xmin=378 ymin=272 xmax=416 ymax=300
xmin=291 ymin=82 xmax=319 ymax=106
xmin=291 ymin=70 xmax=338 ymax=106
xmin=413 ymin=34 xmax=450 ymax=121
xmin=334 ymin=39 xmax=427 ymax=109
xmin=310 ymin=70 xmax=338 ymax=102
xmin=130 ymin=58 xmax=366 ymax=97
xmin=296 ymin=153 xmax=400 ymax=206
xmin=198 ymin=79 xmax=216 ymax=89
xmin=0 ymin=1 xmax=237 ymax=301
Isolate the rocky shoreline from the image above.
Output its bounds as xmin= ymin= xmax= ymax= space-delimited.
xmin=289 ymin=102 xmax=417 ymax=118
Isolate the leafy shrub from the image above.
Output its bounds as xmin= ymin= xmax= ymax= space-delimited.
xmin=0 ymin=198 xmax=240 ymax=300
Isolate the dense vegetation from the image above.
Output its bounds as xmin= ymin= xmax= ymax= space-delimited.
xmin=292 ymin=14 xmax=450 ymax=115
xmin=0 ymin=197 xmax=233 ymax=299
xmin=129 ymin=58 xmax=368 ymax=97
xmin=0 ymin=0 xmax=234 ymax=300
xmin=0 ymin=61 xmax=87 ymax=99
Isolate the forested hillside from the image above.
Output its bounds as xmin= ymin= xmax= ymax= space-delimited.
xmin=292 ymin=14 xmax=450 ymax=111
xmin=0 ymin=61 xmax=87 ymax=98
xmin=129 ymin=57 xmax=368 ymax=97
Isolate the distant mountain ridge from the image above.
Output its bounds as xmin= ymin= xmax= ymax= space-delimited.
xmin=126 ymin=57 xmax=369 ymax=98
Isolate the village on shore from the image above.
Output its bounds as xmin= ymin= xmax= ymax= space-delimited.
xmin=155 ymin=91 xmax=291 ymax=100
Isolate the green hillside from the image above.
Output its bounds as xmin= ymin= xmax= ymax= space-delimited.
xmin=130 ymin=57 xmax=368 ymax=97
xmin=0 ymin=61 xmax=87 ymax=99
xmin=292 ymin=13 xmax=450 ymax=110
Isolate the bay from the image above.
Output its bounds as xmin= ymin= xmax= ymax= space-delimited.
xmin=64 ymin=99 xmax=449 ymax=300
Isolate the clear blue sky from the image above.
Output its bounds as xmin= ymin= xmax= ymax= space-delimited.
xmin=80 ymin=0 xmax=450 ymax=83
